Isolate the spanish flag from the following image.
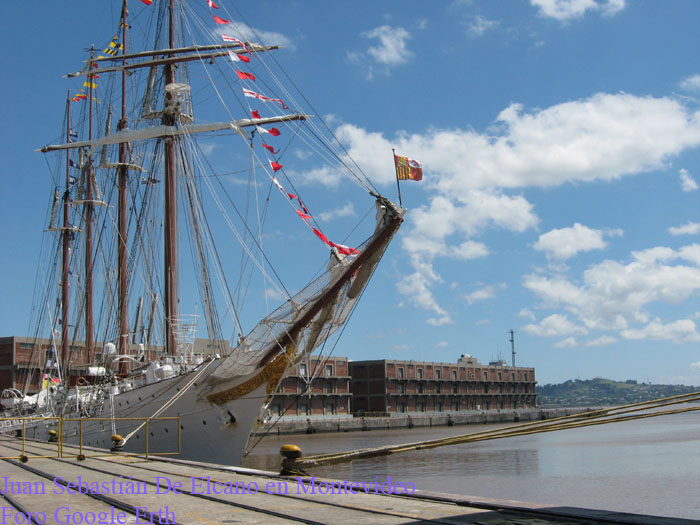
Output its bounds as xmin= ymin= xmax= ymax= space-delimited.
xmin=42 ymin=374 xmax=60 ymax=389
xmin=394 ymin=154 xmax=423 ymax=181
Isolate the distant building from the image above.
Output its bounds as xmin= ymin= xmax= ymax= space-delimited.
xmin=0 ymin=336 xmax=223 ymax=393
xmin=267 ymin=356 xmax=351 ymax=418
xmin=1 ymin=336 xmax=538 ymax=417
xmin=350 ymin=354 xmax=537 ymax=414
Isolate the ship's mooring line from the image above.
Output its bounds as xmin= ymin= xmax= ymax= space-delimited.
xmin=296 ymin=391 xmax=700 ymax=467
xmin=122 ymin=357 xmax=217 ymax=444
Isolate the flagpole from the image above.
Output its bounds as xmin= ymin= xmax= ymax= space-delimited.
xmin=392 ymin=148 xmax=403 ymax=207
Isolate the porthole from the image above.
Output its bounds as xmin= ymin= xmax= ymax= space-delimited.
xmin=202 ymin=420 xmax=207 ymax=425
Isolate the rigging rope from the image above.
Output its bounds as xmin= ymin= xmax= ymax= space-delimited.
xmin=289 ymin=391 xmax=700 ymax=469
xmin=121 ymin=358 xmax=217 ymax=444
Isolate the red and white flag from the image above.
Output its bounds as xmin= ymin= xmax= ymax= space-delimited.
xmin=243 ymin=88 xmax=289 ymax=110
xmin=207 ymin=0 xmax=219 ymax=8
xmin=272 ymin=177 xmax=285 ymax=192
xmin=222 ymin=34 xmax=250 ymax=52
xmin=270 ymin=161 xmax=283 ymax=172
xmin=227 ymin=51 xmax=250 ymax=63
xmin=256 ymin=126 xmax=281 ymax=136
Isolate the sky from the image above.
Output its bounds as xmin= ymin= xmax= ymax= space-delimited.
xmin=1 ymin=0 xmax=700 ymax=386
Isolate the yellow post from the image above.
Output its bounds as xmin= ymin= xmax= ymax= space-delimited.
xmin=21 ymin=419 xmax=26 ymax=459
xmin=177 ymin=413 xmax=181 ymax=454
xmin=79 ymin=419 xmax=83 ymax=457
xmin=145 ymin=419 xmax=149 ymax=460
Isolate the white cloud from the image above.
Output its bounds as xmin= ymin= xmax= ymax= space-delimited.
xmin=519 ymin=308 xmax=536 ymax=321
xmin=214 ymin=21 xmax=292 ymax=49
xmin=466 ymin=15 xmax=499 ymax=37
xmin=319 ymin=202 xmax=356 ymax=222
xmin=436 ymin=341 xmax=449 ymax=348
xmin=524 ymin=244 xmax=700 ymax=337
xmin=679 ymin=168 xmax=699 ymax=192
xmin=465 ymin=285 xmax=496 ymax=304
xmin=668 ymin=222 xmax=700 ymax=236
xmin=397 ymin=266 xmax=453 ymax=326
xmin=264 ymin=287 xmax=286 ymax=301
xmin=317 ymin=92 xmax=700 ymax=324
xmin=621 ymin=318 xmax=700 ymax=343
xmin=584 ymin=335 xmax=617 ymax=346
xmin=364 ymin=25 xmax=413 ymax=65
xmin=523 ymin=313 xmax=588 ymax=337
xmin=333 ymin=93 xmax=700 ymax=191
xmin=534 ymin=223 xmax=622 ymax=260
xmin=554 ymin=336 xmax=577 ymax=348
xmin=691 ymin=361 xmax=700 ymax=370
xmin=680 ymin=74 xmax=700 ymax=93
xmin=350 ymin=25 xmax=413 ymax=78
xmin=531 ymin=0 xmax=625 ymax=22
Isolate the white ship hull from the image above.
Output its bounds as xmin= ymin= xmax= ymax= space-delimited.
xmin=24 ymin=359 xmax=271 ymax=466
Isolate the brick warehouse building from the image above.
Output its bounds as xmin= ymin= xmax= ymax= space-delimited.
xmin=0 ymin=336 xmax=221 ymax=393
xmin=268 ymin=356 xmax=351 ymax=418
xmin=350 ymin=355 xmax=537 ymax=414
xmin=1 ymin=336 xmax=537 ymax=417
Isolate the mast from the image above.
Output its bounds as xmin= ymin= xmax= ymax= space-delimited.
xmin=163 ymin=0 xmax=178 ymax=355
xmin=118 ymin=0 xmax=130 ymax=372
xmin=85 ymin=49 xmax=96 ymax=365
xmin=61 ymin=92 xmax=72 ymax=371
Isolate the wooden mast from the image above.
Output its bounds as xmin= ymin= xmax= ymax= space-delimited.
xmin=163 ymin=0 xmax=178 ymax=355
xmin=61 ymin=92 xmax=72 ymax=371
xmin=118 ymin=0 xmax=130 ymax=372
xmin=85 ymin=49 xmax=96 ymax=366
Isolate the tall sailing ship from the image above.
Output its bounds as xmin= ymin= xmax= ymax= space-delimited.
xmin=1 ymin=0 xmax=403 ymax=465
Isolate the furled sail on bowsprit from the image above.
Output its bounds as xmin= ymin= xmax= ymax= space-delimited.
xmin=5 ymin=0 xmax=404 ymax=465
xmin=207 ymin=197 xmax=404 ymax=389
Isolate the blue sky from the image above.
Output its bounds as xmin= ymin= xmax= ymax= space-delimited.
xmin=1 ymin=0 xmax=700 ymax=386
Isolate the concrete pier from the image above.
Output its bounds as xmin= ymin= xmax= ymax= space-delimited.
xmin=0 ymin=435 xmax=691 ymax=524
xmin=256 ymin=407 xmax=595 ymax=435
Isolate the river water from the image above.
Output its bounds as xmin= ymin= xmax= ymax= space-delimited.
xmin=242 ymin=407 xmax=700 ymax=520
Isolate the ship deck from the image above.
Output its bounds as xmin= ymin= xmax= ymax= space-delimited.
xmin=0 ymin=436 xmax=692 ymax=525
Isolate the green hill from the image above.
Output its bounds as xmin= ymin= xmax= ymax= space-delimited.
xmin=536 ymin=378 xmax=699 ymax=406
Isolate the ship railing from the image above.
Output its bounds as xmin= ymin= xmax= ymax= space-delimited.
xmin=0 ymin=414 xmax=180 ymax=462
xmin=0 ymin=416 xmax=60 ymax=460
xmin=0 ymin=411 xmax=55 ymax=433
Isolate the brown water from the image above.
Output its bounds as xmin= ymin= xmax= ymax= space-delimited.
xmin=243 ymin=408 xmax=700 ymax=520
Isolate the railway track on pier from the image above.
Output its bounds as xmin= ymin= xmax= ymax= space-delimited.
xmin=0 ymin=436 xmax=689 ymax=524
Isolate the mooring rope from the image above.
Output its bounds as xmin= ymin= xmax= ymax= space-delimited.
xmin=292 ymin=390 xmax=700 ymax=469
xmin=121 ymin=358 xmax=217 ymax=444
